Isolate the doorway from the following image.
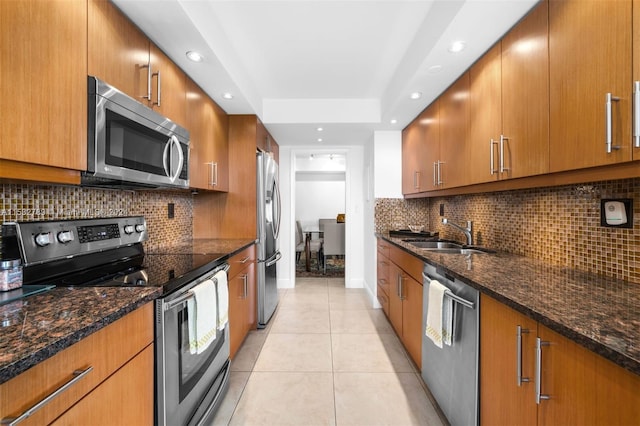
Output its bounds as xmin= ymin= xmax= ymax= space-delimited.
xmin=294 ymin=152 xmax=346 ymax=278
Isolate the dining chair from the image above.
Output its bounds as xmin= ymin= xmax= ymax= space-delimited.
xmin=296 ymin=220 xmax=323 ymax=269
xmin=322 ymin=222 xmax=345 ymax=274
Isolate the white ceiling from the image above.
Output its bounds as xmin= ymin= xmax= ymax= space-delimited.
xmin=112 ymin=0 xmax=539 ymax=147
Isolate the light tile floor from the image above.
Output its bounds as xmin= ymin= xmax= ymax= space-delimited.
xmin=210 ymin=277 xmax=445 ymax=426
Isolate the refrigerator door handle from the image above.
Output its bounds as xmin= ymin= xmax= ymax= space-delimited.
xmin=262 ymin=251 xmax=282 ymax=267
xmin=272 ymin=173 xmax=282 ymax=239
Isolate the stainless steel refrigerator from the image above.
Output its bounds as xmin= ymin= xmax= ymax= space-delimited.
xmin=256 ymin=151 xmax=281 ymax=328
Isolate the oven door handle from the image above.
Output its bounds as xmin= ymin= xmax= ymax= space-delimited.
xmin=163 ymin=264 xmax=230 ymax=311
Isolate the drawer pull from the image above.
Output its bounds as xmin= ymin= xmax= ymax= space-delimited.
xmin=2 ymin=366 xmax=93 ymax=425
xmin=238 ymin=256 xmax=251 ymax=264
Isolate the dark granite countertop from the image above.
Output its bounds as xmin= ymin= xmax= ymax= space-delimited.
xmin=0 ymin=286 xmax=161 ymax=385
xmin=0 ymin=238 xmax=255 ymax=385
xmin=378 ymin=234 xmax=640 ymax=376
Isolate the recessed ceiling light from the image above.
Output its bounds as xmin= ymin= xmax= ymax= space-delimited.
xmin=186 ymin=50 xmax=204 ymax=62
xmin=317 ymin=138 xmax=323 ymax=142
xmin=448 ymin=41 xmax=466 ymax=53
xmin=317 ymin=127 xmax=323 ymax=132
xmin=427 ymin=65 xmax=443 ymax=74
xmin=410 ymin=92 xmax=422 ymax=100
xmin=390 ymin=119 xmax=398 ymax=124
xmin=222 ymin=92 xmax=234 ymax=100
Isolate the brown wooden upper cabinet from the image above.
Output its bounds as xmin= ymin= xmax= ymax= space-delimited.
xmin=402 ymin=100 xmax=439 ymax=194
xmin=469 ymin=43 xmax=502 ymax=184
xmin=469 ymin=2 xmax=550 ymax=184
xmin=89 ymin=0 xmax=187 ymax=127
xmin=0 ymin=0 xmax=87 ymax=171
xmin=439 ymin=73 xmax=470 ymax=188
xmin=549 ymin=0 xmax=632 ymax=172
xmin=186 ymin=79 xmax=229 ymax=192
xmin=256 ymin=119 xmax=280 ymax=163
xmin=632 ymin=0 xmax=640 ymax=160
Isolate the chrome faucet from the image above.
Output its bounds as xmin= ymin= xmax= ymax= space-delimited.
xmin=442 ymin=218 xmax=474 ymax=245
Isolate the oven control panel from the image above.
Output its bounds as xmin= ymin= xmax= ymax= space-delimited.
xmin=2 ymin=216 xmax=148 ymax=266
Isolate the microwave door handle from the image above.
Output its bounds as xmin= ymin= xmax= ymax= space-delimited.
xmin=171 ymin=135 xmax=184 ymax=182
xmin=162 ymin=137 xmax=172 ymax=178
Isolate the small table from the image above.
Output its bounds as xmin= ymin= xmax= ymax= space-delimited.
xmin=302 ymin=228 xmax=323 ymax=272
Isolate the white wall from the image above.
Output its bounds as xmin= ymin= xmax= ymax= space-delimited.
xmin=363 ymin=130 xmax=403 ymax=306
xmin=374 ymin=131 xmax=403 ymax=198
xmin=295 ymin=176 xmax=345 ymax=230
xmin=277 ymin=145 xmax=366 ymax=290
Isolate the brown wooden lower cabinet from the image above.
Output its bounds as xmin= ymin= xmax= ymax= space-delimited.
xmin=228 ymin=244 xmax=257 ymax=359
xmin=481 ymin=295 xmax=640 ymax=426
xmin=52 ymin=344 xmax=154 ymax=425
xmin=0 ymin=303 xmax=154 ymax=425
xmin=378 ymin=238 xmax=422 ymax=368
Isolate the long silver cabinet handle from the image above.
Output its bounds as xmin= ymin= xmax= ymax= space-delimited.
xmin=634 ymin=82 xmax=640 ymax=148
xmin=490 ymin=139 xmax=498 ymax=175
xmin=140 ymin=63 xmax=152 ymax=101
xmin=242 ymin=274 xmax=248 ymax=299
xmin=413 ymin=171 xmax=420 ymax=190
xmin=436 ymin=161 xmax=444 ymax=186
xmin=500 ymin=135 xmax=510 ymax=173
xmin=1 ymin=367 xmax=93 ymax=425
xmin=153 ymin=70 xmax=162 ymax=106
xmin=516 ymin=325 xmax=530 ymax=386
xmin=433 ymin=162 xmax=438 ymax=187
xmin=605 ymin=93 xmax=621 ymax=153
xmin=535 ymin=337 xmax=551 ymax=404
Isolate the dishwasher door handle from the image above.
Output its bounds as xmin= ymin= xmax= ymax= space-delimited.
xmin=422 ymin=272 xmax=475 ymax=309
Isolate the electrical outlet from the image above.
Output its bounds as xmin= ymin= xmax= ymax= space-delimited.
xmin=168 ymin=203 xmax=175 ymax=219
xmin=600 ymin=198 xmax=632 ymax=228
xmin=439 ymin=204 xmax=445 ymax=216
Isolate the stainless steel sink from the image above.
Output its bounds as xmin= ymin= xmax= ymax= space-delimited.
xmin=402 ymin=239 xmax=489 ymax=254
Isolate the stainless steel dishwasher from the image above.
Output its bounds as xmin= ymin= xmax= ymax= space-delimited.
xmin=422 ymin=263 xmax=479 ymax=426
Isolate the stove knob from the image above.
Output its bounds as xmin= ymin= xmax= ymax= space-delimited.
xmin=34 ymin=232 xmax=52 ymax=247
xmin=135 ymin=224 xmax=146 ymax=233
xmin=135 ymin=278 xmax=147 ymax=286
xmin=57 ymin=231 xmax=74 ymax=244
xmin=123 ymin=225 xmax=135 ymax=235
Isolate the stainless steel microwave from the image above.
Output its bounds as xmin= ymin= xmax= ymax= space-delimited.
xmin=83 ymin=76 xmax=189 ymax=189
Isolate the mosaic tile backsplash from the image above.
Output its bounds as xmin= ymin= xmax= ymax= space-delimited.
xmin=376 ymin=177 xmax=640 ymax=284
xmin=0 ymin=184 xmax=193 ymax=253
xmin=374 ymin=198 xmax=429 ymax=234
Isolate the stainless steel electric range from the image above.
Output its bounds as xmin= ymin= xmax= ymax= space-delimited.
xmin=1 ymin=216 xmax=231 ymax=426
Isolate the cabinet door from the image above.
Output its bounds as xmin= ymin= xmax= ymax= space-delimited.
xmin=537 ymin=325 xmax=640 ymax=425
xmin=245 ymin=261 xmax=257 ymax=331
xmin=186 ymin=79 xmax=229 ymax=191
xmin=228 ymin=269 xmax=249 ymax=359
xmin=468 ymin=43 xmax=502 ymax=184
xmin=0 ymin=0 xmax=87 ymax=170
xmin=480 ymin=295 xmax=537 ymax=426
xmin=401 ymin=274 xmax=422 ymax=369
xmin=52 ymin=344 xmax=154 ymax=426
xmin=501 ymin=0 xmax=549 ymax=179
xmin=633 ymin=0 xmax=640 ymax=160
xmin=439 ymin=73 xmax=470 ymax=188
xmin=149 ymin=43 xmax=187 ymax=127
xmin=88 ymin=0 xmax=149 ymax=101
xmin=549 ymin=0 xmax=632 ymax=172
xmin=387 ymin=262 xmax=404 ymax=337
xmin=402 ymin=119 xmax=424 ymax=194
xmin=402 ymin=102 xmax=439 ymax=194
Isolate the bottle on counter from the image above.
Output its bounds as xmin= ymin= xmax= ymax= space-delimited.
xmin=0 ymin=259 xmax=22 ymax=291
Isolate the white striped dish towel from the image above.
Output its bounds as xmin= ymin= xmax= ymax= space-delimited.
xmin=425 ymin=279 xmax=453 ymax=348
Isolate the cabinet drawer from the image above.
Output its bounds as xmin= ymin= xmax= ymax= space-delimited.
xmin=376 ymin=284 xmax=390 ymax=316
xmin=228 ymin=244 xmax=256 ymax=279
xmin=377 ymin=239 xmax=390 ymax=258
xmin=390 ymin=245 xmax=424 ymax=283
xmin=52 ymin=344 xmax=154 ymax=426
xmin=0 ymin=303 xmax=153 ymax=426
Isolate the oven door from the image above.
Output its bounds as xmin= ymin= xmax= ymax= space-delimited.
xmin=156 ymin=272 xmax=230 ymax=426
